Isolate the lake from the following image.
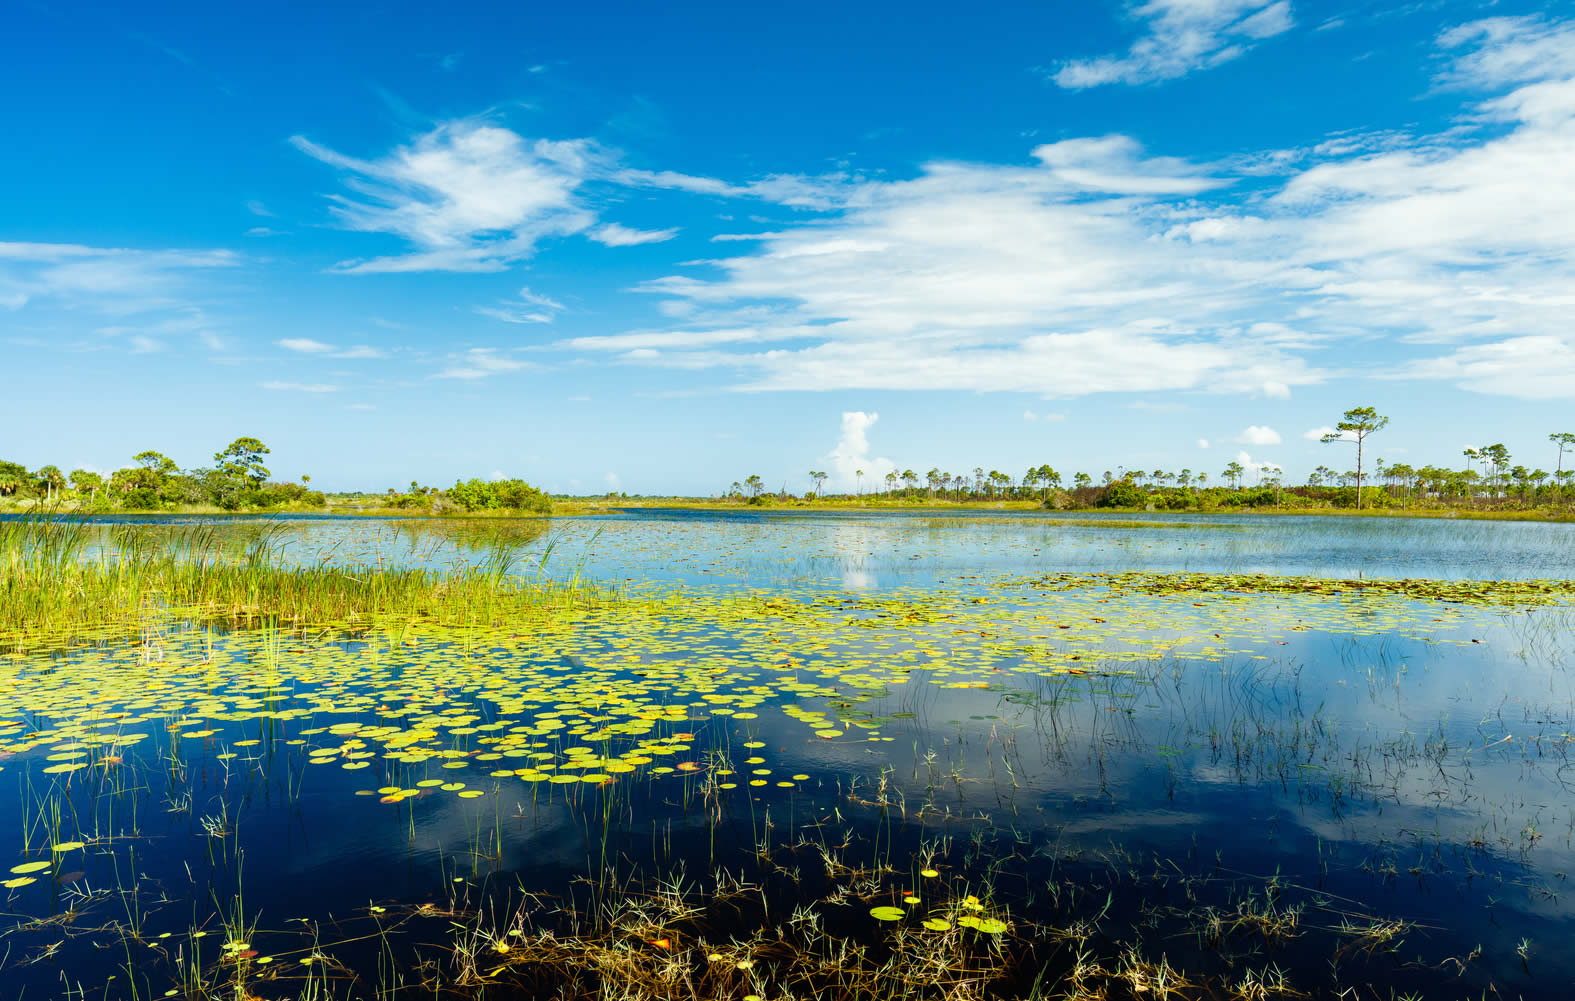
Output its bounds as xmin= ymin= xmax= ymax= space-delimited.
xmin=3 ymin=509 xmax=1573 ymax=999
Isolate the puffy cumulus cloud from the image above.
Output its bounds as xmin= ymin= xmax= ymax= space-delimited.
xmin=1053 ymin=0 xmax=1295 ymax=90
xmin=826 ymin=411 xmax=896 ymax=493
xmin=1233 ymin=450 xmax=1282 ymax=481
xmin=563 ymin=15 xmax=1575 ymax=403
xmin=1236 ymin=425 xmax=1281 ymax=445
xmin=1197 ymin=439 xmax=1211 ymax=449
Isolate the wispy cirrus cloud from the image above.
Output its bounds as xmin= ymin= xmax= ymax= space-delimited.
xmin=292 ymin=120 xmax=852 ymax=274
xmin=475 ymin=286 xmax=565 ymax=325
xmin=276 ymin=338 xmax=387 ymax=358
xmin=1053 ymin=0 xmax=1295 ymax=89
xmin=291 ymin=121 xmax=599 ymax=273
xmin=0 ymin=242 xmax=237 ymax=313
xmin=587 ymin=222 xmax=679 ymax=246
xmin=433 ymin=347 xmax=533 ymax=379
xmin=261 ymin=381 xmax=340 ymax=392
xmin=0 ymin=242 xmax=237 ymax=355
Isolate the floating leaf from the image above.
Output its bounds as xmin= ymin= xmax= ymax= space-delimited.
xmin=869 ymin=906 xmax=906 ymax=922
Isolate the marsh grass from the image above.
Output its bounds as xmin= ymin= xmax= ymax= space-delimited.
xmin=0 ymin=511 xmax=618 ymax=641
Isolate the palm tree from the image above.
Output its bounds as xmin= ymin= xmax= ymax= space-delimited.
xmin=884 ymin=471 xmax=898 ymax=496
xmin=855 ymin=469 xmax=863 ymax=496
xmin=36 ymin=465 xmax=65 ymax=502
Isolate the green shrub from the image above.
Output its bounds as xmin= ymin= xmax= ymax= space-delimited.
xmin=1095 ymin=480 xmax=1147 ymax=508
xmin=446 ymin=478 xmax=552 ymax=514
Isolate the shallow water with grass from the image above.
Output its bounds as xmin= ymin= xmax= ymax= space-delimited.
xmin=4 ymin=510 xmax=1575 ymax=999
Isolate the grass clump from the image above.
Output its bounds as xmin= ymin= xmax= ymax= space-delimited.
xmin=0 ymin=511 xmax=615 ymax=641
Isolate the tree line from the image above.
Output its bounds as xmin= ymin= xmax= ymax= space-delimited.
xmin=0 ymin=438 xmax=551 ymax=514
xmin=729 ymin=408 xmax=1575 ymax=512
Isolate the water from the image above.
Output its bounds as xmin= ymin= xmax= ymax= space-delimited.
xmin=3 ymin=510 xmax=1574 ymax=999
xmin=18 ymin=506 xmax=1575 ymax=585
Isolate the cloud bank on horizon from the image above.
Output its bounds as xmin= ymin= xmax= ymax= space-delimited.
xmin=4 ymin=2 xmax=1573 ymax=490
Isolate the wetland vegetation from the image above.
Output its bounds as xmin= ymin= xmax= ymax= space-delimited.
xmin=3 ymin=508 xmax=1575 ymax=999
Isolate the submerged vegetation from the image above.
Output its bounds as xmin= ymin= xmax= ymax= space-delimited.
xmin=2 ymin=510 xmax=1574 ymax=999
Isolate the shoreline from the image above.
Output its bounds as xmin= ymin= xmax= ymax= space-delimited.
xmin=6 ymin=497 xmax=1575 ymax=524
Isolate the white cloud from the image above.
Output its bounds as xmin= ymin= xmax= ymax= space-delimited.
xmin=245 ymin=226 xmax=284 ymax=237
xmin=517 ymin=287 xmax=564 ymax=310
xmin=1197 ymin=438 xmax=1211 ymax=449
xmin=291 ymin=121 xmax=599 ymax=273
xmin=129 ymin=335 xmax=163 ymax=354
xmin=0 ymin=242 xmax=236 ymax=323
xmin=278 ymin=338 xmax=333 ymax=354
xmin=262 ymin=381 xmax=339 ymax=392
xmin=587 ymin=223 xmax=679 ymax=247
xmin=1236 ymin=425 xmax=1281 ymax=445
xmin=1400 ymin=336 xmax=1575 ymax=399
xmin=277 ymin=338 xmax=387 ymax=359
xmin=291 ymin=121 xmax=839 ymax=274
xmin=246 ymin=200 xmax=273 ymax=217
xmin=1437 ymin=16 xmax=1575 ymax=90
xmin=475 ymin=285 xmax=566 ymax=325
xmin=616 ymin=168 xmax=850 ymax=210
xmin=1233 ymin=450 xmax=1281 ymax=480
xmin=567 ymin=15 xmax=1575 ymax=402
xmin=1022 ymin=410 xmax=1037 ymax=421
xmin=604 ymin=472 xmax=621 ymax=489
xmin=826 ymin=411 xmax=896 ymax=493
xmin=335 ymin=344 xmax=386 ymax=359
xmin=1053 ymin=0 xmax=1295 ymax=89
xmin=1031 ymin=134 xmax=1222 ymax=194
xmin=1303 ymin=425 xmax=1347 ymax=441
xmin=433 ymin=347 xmax=532 ymax=380
xmin=475 ymin=306 xmax=555 ymax=324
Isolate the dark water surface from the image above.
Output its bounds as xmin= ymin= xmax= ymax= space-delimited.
xmin=3 ymin=510 xmax=1574 ymax=999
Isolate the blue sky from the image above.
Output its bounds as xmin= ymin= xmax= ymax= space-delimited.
xmin=5 ymin=0 xmax=1574 ymax=494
